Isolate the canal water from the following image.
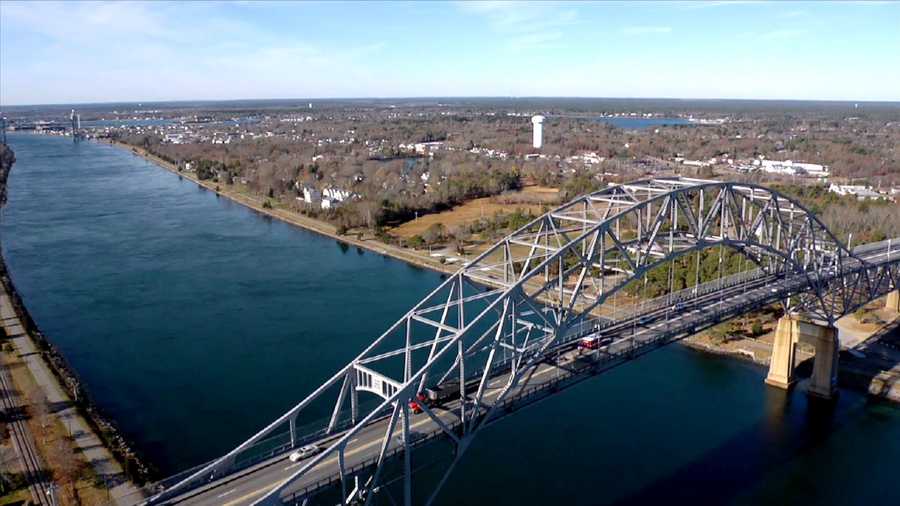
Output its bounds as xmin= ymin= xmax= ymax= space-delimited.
xmin=3 ymin=133 xmax=900 ymax=505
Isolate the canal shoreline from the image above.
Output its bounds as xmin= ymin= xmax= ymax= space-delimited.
xmin=106 ymin=139 xmax=460 ymax=278
xmin=0 ymin=142 xmax=155 ymax=490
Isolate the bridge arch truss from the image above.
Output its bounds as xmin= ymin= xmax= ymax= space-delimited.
xmin=151 ymin=178 xmax=900 ymax=506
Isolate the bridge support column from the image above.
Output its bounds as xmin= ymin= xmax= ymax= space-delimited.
xmin=765 ymin=316 xmax=838 ymax=399
xmin=886 ymin=290 xmax=900 ymax=312
xmin=765 ymin=316 xmax=798 ymax=390
xmin=807 ymin=327 xmax=839 ymax=400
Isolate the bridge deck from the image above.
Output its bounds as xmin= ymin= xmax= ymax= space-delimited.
xmin=155 ymin=241 xmax=899 ymax=506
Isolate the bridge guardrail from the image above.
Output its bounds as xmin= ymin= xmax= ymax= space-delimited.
xmin=142 ymin=267 xmax=775 ymax=503
xmin=281 ymin=272 xmax=795 ymax=503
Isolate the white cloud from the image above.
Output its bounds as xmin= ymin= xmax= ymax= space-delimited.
xmin=622 ymin=26 xmax=673 ymax=35
xmin=457 ymin=1 xmax=580 ymax=51
xmin=0 ymin=0 xmax=391 ymax=104
xmin=1 ymin=1 xmax=181 ymax=44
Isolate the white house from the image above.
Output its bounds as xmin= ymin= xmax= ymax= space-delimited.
xmin=759 ymin=159 xmax=830 ymax=178
xmin=302 ymin=186 xmax=321 ymax=204
xmin=828 ymin=183 xmax=885 ymax=200
xmin=412 ymin=142 xmax=444 ymax=155
xmin=323 ymin=187 xmax=352 ymax=202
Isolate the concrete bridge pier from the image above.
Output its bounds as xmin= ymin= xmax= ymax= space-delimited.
xmin=887 ymin=290 xmax=900 ymax=312
xmin=806 ymin=326 xmax=839 ymax=399
xmin=765 ymin=316 xmax=799 ymax=390
xmin=765 ymin=315 xmax=838 ymax=399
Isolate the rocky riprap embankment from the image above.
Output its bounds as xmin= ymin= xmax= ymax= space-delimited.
xmin=0 ymin=143 xmax=15 ymax=205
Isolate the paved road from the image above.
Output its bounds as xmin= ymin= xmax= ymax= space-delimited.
xmin=153 ymin=242 xmax=900 ymax=506
xmin=1 ymin=292 xmax=142 ymax=505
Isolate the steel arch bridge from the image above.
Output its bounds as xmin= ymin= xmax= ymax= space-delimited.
xmin=147 ymin=178 xmax=900 ymax=506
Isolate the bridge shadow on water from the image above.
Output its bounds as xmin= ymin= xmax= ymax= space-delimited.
xmin=610 ymin=388 xmax=820 ymax=506
xmin=610 ymin=380 xmax=886 ymax=506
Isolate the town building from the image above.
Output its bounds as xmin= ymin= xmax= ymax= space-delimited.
xmin=757 ymin=159 xmax=830 ymax=178
xmin=828 ymin=183 xmax=885 ymax=200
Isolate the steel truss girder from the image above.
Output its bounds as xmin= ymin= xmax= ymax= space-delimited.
xmin=147 ymin=179 xmax=900 ymax=506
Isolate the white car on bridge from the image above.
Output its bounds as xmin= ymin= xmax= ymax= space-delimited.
xmin=288 ymin=444 xmax=320 ymax=462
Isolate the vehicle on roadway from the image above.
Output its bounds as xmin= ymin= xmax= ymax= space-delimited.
xmin=578 ymin=336 xmax=602 ymax=351
xmin=410 ymin=380 xmax=464 ymax=414
xmin=409 ymin=392 xmax=428 ymax=414
xmin=424 ymin=381 xmax=461 ymax=404
xmin=288 ymin=444 xmax=320 ymax=462
xmin=638 ymin=314 xmax=654 ymax=325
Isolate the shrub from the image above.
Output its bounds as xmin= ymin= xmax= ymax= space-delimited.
xmin=751 ymin=322 xmax=765 ymax=337
xmin=407 ymin=235 xmax=425 ymax=249
xmin=422 ymin=223 xmax=446 ymax=245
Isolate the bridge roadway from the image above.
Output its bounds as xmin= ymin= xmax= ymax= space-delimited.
xmin=158 ymin=241 xmax=899 ymax=506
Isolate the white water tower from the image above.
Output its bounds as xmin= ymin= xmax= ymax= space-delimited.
xmin=531 ymin=115 xmax=544 ymax=149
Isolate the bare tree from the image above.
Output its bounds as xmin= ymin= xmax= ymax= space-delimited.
xmin=47 ymin=436 xmax=87 ymax=506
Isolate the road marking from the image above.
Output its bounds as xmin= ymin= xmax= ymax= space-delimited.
xmin=217 ymin=488 xmax=237 ymax=498
xmin=222 ymin=487 xmax=268 ymax=506
xmin=221 ymin=414 xmax=449 ymax=504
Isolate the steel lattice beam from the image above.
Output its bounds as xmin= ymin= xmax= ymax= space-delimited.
xmin=147 ymin=178 xmax=900 ymax=506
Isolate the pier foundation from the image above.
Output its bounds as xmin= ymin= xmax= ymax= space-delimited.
xmin=765 ymin=315 xmax=838 ymax=399
xmin=806 ymin=327 xmax=839 ymax=399
xmin=887 ymin=290 xmax=900 ymax=312
xmin=765 ymin=316 xmax=798 ymax=389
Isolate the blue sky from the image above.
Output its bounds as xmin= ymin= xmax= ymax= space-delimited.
xmin=1 ymin=1 xmax=899 ymax=105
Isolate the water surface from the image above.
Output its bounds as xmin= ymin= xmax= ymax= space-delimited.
xmin=596 ymin=116 xmax=692 ymax=129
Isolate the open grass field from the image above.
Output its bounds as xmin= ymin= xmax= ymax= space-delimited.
xmin=390 ymin=186 xmax=559 ymax=239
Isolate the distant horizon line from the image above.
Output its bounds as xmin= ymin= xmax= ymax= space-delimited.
xmin=2 ymin=95 xmax=900 ymax=109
